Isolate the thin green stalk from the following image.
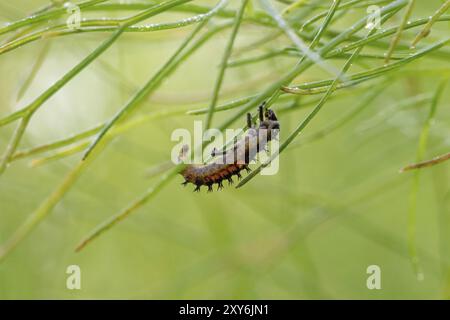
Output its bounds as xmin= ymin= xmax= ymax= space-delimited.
xmin=411 ymin=0 xmax=450 ymax=48
xmin=204 ymin=0 xmax=393 ymax=162
xmin=327 ymin=15 xmax=450 ymax=57
xmin=286 ymin=38 xmax=450 ymax=91
xmin=11 ymin=126 xmax=102 ymax=162
xmin=0 ymin=140 xmax=106 ymax=262
xmin=0 ymin=116 xmax=31 ymax=175
xmin=1 ymin=0 xmax=194 ymax=127
xmin=287 ymin=82 xmax=387 ymax=149
xmin=300 ymin=0 xmax=391 ymax=30
xmin=86 ymin=3 xmax=234 ymax=17
xmin=282 ymin=77 xmax=373 ymax=95
xmin=9 ymin=24 xmax=230 ymax=165
xmin=237 ymin=10 xmax=389 ymax=189
xmin=355 ymin=93 xmax=433 ymax=134
xmin=228 ymin=49 xmax=405 ymax=68
xmin=232 ymin=31 xmax=283 ymax=56
xmin=75 ymin=165 xmax=182 ymax=252
xmin=0 ymin=3 xmax=276 ymax=57
xmin=407 ymin=80 xmax=447 ymax=280
xmin=204 ymin=0 xmax=248 ymax=130
xmin=11 ymin=105 xmax=190 ymax=163
xmin=188 ymin=80 xmax=363 ymax=117
xmin=0 ymin=0 xmax=108 ymax=36
xmin=237 ymin=51 xmax=361 ymax=188
xmin=218 ymin=0 xmax=347 ymax=136
xmin=31 ymin=143 xmax=89 ymax=167
xmin=281 ymin=0 xmax=310 ymax=16
xmin=0 ymin=0 xmax=195 ymax=177
xmin=187 ymin=94 xmax=295 ymax=115
xmin=2 ymin=5 xmax=446 ymax=62
xmin=259 ymin=0 xmax=341 ymax=79
xmin=385 ymin=0 xmax=415 ymax=63
xmin=0 ymin=25 xmax=126 ymax=126
xmin=82 ymin=0 xmax=229 ymax=161
xmin=16 ymin=41 xmax=51 ymax=101
xmin=12 ymin=37 xmax=445 ymax=165
xmin=0 ymin=2 xmax=228 ymax=261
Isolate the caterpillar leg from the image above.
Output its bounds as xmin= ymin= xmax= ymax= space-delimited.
xmin=258 ymin=104 xmax=264 ymax=122
xmin=246 ymin=113 xmax=254 ymax=128
xmin=211 ymin=147 xmax=227 ymax=157
xmin=211 ymin=147 xmax=219 ymax=157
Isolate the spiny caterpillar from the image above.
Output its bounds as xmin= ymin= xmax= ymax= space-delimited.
xmin=179 ymin=104 xmax=280 ymax=192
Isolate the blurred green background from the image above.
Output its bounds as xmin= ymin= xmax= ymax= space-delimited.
xmin=0 ymin=0 xmax=449 ymax=299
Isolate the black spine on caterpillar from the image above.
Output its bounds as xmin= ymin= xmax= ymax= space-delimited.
xmin=179 ymin=103 xmax=280 ymax=192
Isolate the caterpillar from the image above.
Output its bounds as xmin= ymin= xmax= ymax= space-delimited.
xmin=179 ymin=104 xmax=280 ymax=192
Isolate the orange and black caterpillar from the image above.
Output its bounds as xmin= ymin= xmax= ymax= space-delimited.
xmin=180 ymin=104 xmax=280 ymax=192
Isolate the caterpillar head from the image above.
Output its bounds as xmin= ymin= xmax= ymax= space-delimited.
xmin=260 ymin=108 xmax=280 ymax=131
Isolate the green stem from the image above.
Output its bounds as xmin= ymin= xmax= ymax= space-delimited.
xmin=407 ymin=80 xmax=447 ymax=280
xmin=326 ymin=15 xmax=450 ymax=57
xmin=0 ymin=0 xmax=108 ymax=36
xmin=0 ymin=4 xmax=276 ymax=57
xmin=82 ymin=0 xmax=228 ymax=161
xmin=204 ymin=0 xmax=248 ymax=130
xmin=0 ymin=0 xmax=195 ymax=178
xmin=11 ymin=36 xmax=445 ymax=165
xmin=0 ymin=116 xmax=31 ymax=175
xmin=12 ymin=105 xmax=190 ymax=163
xmin=260 ymin=0 xmax=340 ymax=79
xmin=287 ymin=83 xmax=388 ymax=149
xmin=220 ymin=0 xmax=407 ymax=135
xmin=301 ymin=0 xmax=391 ymax=30
xmin=411 ymin=0 xmax=450 ymax=48
xmin=384 ymin=0 xmax=415 ymax=63
xmin=287 ymin=38 xmax=450 ymax=90
xmin=236 ymin=6 xmax=398 ymax=188
xmin=0 ymin=141 xmax=104 ymax=262
xmin=75 ymin=166 xmax=182 ymax=252
xmin=0 ymin=1 xmax=227 ymax=261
